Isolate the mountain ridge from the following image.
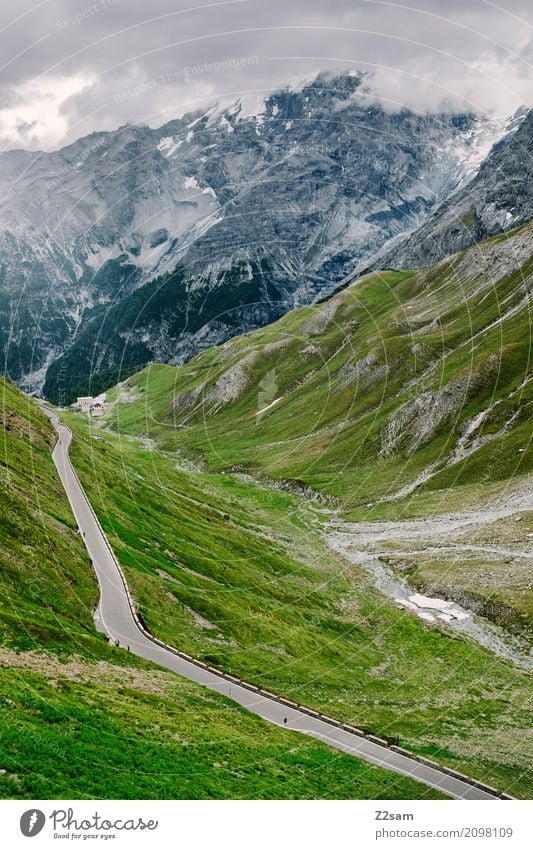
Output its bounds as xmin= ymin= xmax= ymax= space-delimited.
xmin=0 ymin=71 xmax=511 ymax=398
xmin=383 ymin=106 xmax=533 ymax=269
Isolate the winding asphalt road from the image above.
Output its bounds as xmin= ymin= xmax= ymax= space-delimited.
xmin=42 ymin=406 xmax=503 ymax=801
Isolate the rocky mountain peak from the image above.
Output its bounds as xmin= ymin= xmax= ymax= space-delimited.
xmin=0 ymin=72 xmax=520 ymax=400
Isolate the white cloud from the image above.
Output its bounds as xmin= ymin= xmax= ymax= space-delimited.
xmin=0 ymin=75 xmax=95 ymax=149
xmin=0 ymin=0 xmax=531 ymax=149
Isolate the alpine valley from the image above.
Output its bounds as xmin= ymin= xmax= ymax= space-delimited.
xmin=1 ymin=67 xmax=532 ymax=802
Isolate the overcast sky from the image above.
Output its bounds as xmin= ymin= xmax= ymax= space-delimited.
xmin=0 ymin=0 xmax=531 ymax=150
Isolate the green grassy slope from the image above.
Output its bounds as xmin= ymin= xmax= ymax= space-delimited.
xmin=63 ymin=410 xmax=533 ymax=798
xmin=0 ymin=377 xmax=101 ymax=656
xmin=105 ymin=223 xmax=532 ymax=636
xmin=3 ymin=646 xmax=438 ymax=800
xmin=109 ymin=223 xmax=533 ymax=510
xmin=0 ymin=377 xmax=443 ymax=800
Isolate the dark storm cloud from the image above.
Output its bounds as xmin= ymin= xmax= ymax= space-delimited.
xmin=0 ymin=0 xmax=531 ymax=148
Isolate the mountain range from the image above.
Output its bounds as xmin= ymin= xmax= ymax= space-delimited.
xmin=0 ymin=71 xmax=515 ymax=401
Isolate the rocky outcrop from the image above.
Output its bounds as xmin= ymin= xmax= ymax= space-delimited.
xmin=171 ymin=384 xmax=205 ymax=414
xmin=337 ymin=349 xmax=390 ymax=390
xmin=380 ymin=372 xmax=483 ymax=456
xmin=204 ymin=353 xmax=258 ymax=410
xmin=384 ymin=108 xmax=533 ymax=269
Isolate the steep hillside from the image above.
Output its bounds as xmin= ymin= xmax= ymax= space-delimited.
xmin=0 ymin=376 xmax=100 ymax=653
xmin=384 ymin=108 xmax=533 ymax=268
xmin=109 ymin=221 xmax=533 ymax=509
xmin=105 ymin=222 xmax=533 ymax=645
xmin=0 ymin=73 xmax=504 ymax=397
xmin=0 ymin=378 xmax=443 ymax=799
